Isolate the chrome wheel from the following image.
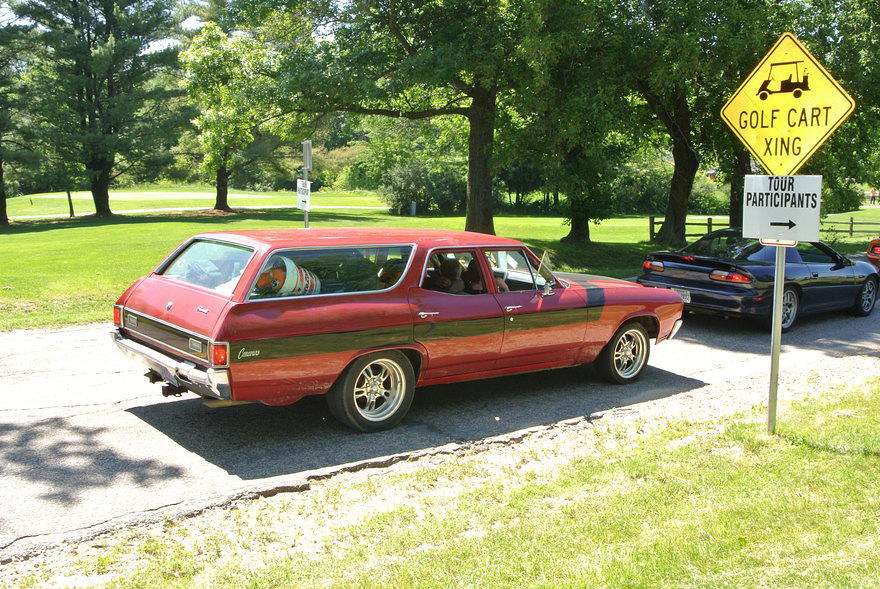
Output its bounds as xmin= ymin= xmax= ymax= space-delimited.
xmin=352 ymin=359 xmax=406 ymax=422
xmin=613 ymin=328 xmax=648 ymax=379
xmin=781 ymin=289 xmax=798 ymax=330
xmin=861 ymin=279 xmax=877 ymax=313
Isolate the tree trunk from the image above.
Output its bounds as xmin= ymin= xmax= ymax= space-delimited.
xmin=728 ymin=145 xmax=751 ymax=228
xmin=642 ymin=85 xmax=698 ymax=248
xmin=553 ymin=190 xmax=559 ymax=207
xmin=560 ymin=215 xmax=591 ymax=244
xmin=66 ymin=190 xmax=75 ymax=218
xmin=215 ymin=166 xmax=232 ymax=211
xmin=0 ymin=155 xmax=7 ymax=226
xmin=89 ymin=165 xmax=113 ymax=217
xmin=656 ymin=138 xmax=698 ymax=247
xmin=464 ymin=89 xmax=497 ymax=235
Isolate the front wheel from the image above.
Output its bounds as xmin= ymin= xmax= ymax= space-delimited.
xmin=595 ymin=322 xmax=651 ymax=384
xmin=852 ymin=277 xmax=878 ymax=316
xmin=327 ymin=351 xmax=415 ymax=432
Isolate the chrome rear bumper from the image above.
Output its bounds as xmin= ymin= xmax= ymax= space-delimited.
xmin=112 ymin=330 xmax=230 ymax=400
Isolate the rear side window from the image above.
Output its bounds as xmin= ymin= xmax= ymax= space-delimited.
xmin=682 ymin=232 xmax=758 ymax=260
xmin=160 ymin=240 xmax=253 ymax=295
xmin=250 ymin=246 xmax=413 ymax=299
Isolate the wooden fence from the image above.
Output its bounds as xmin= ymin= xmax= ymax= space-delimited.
xmin=649 ymin=216 xmax=729 ymax=241
xmin=819 ymin=217 xmax=880 ymax=237
xmin=649 ymin=216 xmax=880 ymax=240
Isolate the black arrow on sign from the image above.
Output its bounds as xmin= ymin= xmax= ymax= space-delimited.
xmin=770 ymin=220 xmax=796 ymax=229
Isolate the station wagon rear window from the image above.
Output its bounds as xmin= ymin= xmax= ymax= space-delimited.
xmin=160 ymin=240 xmax=254 ymax=295
xmin=250 ymin=246 xmax=413 ymax=299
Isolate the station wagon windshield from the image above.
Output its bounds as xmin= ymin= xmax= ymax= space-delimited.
xmin=159 ymin=240 xmax=254 ymax=295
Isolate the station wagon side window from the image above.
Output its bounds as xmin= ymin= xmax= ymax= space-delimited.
xmin=249 ymin=245 xmax=413 ymax=299
xmin=159 ymin=240 xmax=254 ymax=296
xmin=484 ymin=249 xmax=550 ymax=292
xmin=422 ymin=250 xmax=492 ymax=295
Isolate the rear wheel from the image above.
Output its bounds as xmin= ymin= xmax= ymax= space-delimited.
xmin=852 ymin=277 xmax=877 ymax=316
xmin=327 ymin=351 xmax=415 ymax=432
xmin=780 ymin=287 xmax=799 ymax=332
xmin=595 ymin=322 xmax=651 ymax=384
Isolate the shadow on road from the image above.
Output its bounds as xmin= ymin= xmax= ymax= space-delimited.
xmin=127 ymin=365 xmax=704 ymax=481
xmin=0 ymin=418 xmax=184 ymax=511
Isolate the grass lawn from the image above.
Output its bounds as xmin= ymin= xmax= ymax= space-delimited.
xmin=2 ymin=187 xmax=875 ymax=331
xmin=0 ymin=209 xmax=666 ymax=331
xmin=20 ymin=378 xmax=880 ymax=586
xmin=6 ymin=188 xmax=385 ymax=217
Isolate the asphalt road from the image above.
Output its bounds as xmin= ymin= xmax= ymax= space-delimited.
xmin=1 ymin=300 xmax=878 ymax=562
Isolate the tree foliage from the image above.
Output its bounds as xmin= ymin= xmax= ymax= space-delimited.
xmin=13 ymin=0 xmax=184 ymax=215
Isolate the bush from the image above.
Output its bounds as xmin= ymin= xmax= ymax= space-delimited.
xmin=822 ymin=181 xmax=863 ymax=214
xmin=334 ymin=162 xmax=379 ymax=190
xmin=380 ymin=160 xmax=466 ymax=215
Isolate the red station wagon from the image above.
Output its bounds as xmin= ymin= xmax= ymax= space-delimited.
xmin=113 ymin=228 xmax=684 ymax=431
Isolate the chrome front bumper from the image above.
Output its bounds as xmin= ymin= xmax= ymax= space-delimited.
xmin=112 ymin=330 xmax=231 ymax=400
xmin=668 ymin=318 xmax=684 ymax=340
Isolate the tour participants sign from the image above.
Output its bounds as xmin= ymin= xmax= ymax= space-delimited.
xmin=743 ymin=175 xmax=821 ymax=243
xmin=721 ymin=33 xmax=855 ymax=176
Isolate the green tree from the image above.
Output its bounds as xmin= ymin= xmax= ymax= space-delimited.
xmin=13 ymin=0 xmax=183 ymax=216
xmin=182 ymin=23 xmax=273 ymax=209
xmin=231 ymin=0 xmax=533 ymax=234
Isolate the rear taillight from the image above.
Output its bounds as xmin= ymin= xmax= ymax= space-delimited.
xmin=113 ymin=305 xmax=122 ymax=327
xmin=710 ymin=270 xmax=751 ymax=283
xmin=643 ymin=260 xmax=664 ymax=272
xmin=870 ymin=245 xmax=880 ymax=257
xmin=210 ymin=342 xmax=229 ymax=367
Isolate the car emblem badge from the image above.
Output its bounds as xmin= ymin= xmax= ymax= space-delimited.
xmin=197 ymin=306 xmax=209 ymax=314
xmin=166 ymin=301 xmax=174 ymax=311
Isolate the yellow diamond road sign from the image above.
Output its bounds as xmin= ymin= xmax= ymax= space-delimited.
xmin=721 ymin=32 xmax=855 ymax=176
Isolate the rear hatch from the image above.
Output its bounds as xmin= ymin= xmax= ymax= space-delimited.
xmin=121 ymin=277 xmax=232 ymax=366
xmin=118 ymin=238 xmax=255 ymax=366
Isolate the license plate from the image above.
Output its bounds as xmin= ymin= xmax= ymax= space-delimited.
xmin=671 ymin=287 xmax=691 ymax=303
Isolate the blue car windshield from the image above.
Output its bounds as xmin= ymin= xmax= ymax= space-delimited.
xmin=680 ymin=233 xmax=766 ymax=261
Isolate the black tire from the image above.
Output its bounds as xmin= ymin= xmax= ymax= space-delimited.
xmin=595 ymin=321 xmax=651 ymax=384
xmin=852 ymin=277 xmax=878 ymax=317
xmin=768 ymin=286 xmax=800 ymax=332
xmin=326 ymin=350 xmax=415 ymax=432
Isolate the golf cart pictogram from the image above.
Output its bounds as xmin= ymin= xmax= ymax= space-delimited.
xmin=757 ymin=61 xmax=810 ymax=100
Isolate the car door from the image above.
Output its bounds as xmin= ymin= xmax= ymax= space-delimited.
xmin=409 ymin=249 xmax=505 ymax=379
xmin=484 ymin=248 xmax=588 ymax=369
xmin=796 ymin=242 xmax=855 ymax=311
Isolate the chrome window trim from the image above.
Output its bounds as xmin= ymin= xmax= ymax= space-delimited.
xmin=245 ymin=242 xmax=418 ymax=302
xmin=154 ymin=237 xmax=257 ymax=296
xmin=419 ymin=244 xmax=565 ymax=293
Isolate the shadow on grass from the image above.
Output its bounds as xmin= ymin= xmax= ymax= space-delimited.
xmin=779 ymin=431 xmax=880 ymax=458
xmin=0 ymin=209 xmax=389 ymax=235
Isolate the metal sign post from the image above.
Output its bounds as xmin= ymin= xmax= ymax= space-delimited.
xmin=767 ymin=245 xmax=785 ymax=434
xmin=301 ymin=140 xmax=312 ymax=228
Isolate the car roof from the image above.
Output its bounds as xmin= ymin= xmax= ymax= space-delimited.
xmin=196 ymin=227 xmax=524 ymax=250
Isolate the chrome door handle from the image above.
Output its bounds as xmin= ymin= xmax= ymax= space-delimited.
xmin=811 ymin=272 xmax=819 ymax=278
xmin=504 ymin=305 xmax=523 ymax=312
xmin=418 ymin=311 xmax=440 ymax=318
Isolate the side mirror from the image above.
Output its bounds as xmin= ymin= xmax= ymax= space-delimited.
xmin=541 ymin=282 xmax=555 ymax=297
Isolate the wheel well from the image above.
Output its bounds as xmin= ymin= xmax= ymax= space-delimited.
xmin=398 ymin=348 xmax=423 ymax=378
xmin=627 ymin=315 xmax=659 ymax=339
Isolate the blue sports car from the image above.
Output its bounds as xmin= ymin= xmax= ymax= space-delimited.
xmin=637 ymin=228 xmax=878 ymax=331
